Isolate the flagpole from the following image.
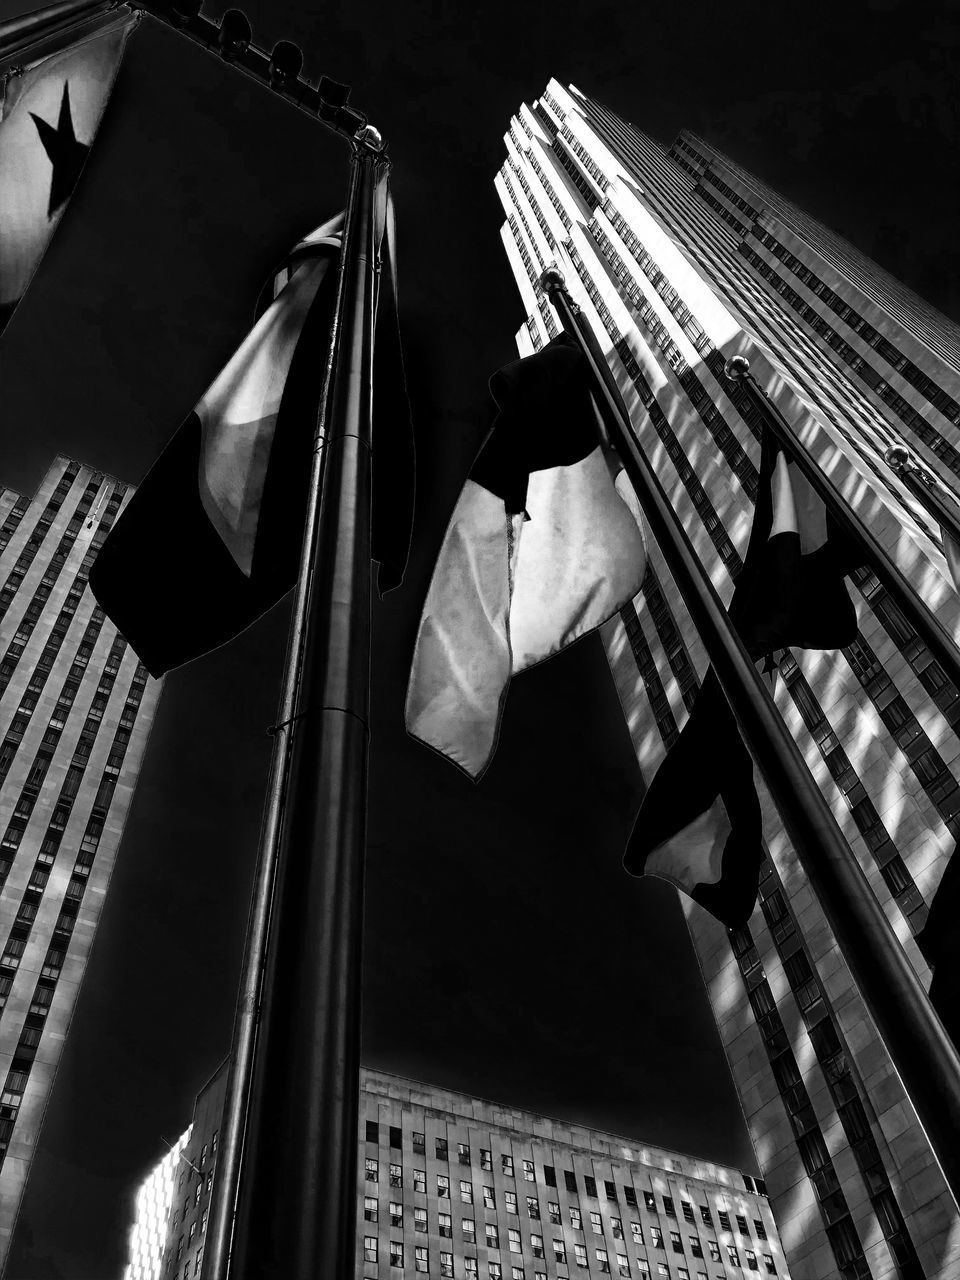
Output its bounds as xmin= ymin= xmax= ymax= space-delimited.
xmin=885 ymin=443 xmax=960 ymax=555
xmin=720 ymin=357 xmax=960 ymax=691
xmin=223 ymin=128 xmax=384 ymax=1279
xmin=0 ymin=0 xmax=125 ymax=70
xmin=541 ymin=266 xmax=960 ymax=1208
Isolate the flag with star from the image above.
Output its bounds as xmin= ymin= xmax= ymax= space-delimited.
xmin=0 ymin=6 xmax=136 ymax=333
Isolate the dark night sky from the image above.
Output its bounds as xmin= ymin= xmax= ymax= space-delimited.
xmin=1 ymin=1 xmax=958 ymax=1276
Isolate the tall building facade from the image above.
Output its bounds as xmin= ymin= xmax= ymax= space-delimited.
xmin=0 ymin=456 xmax=162 ymax=1268
xmin=356 ymin=1069 xmax=786 ymax=1280
xmin=123 ymin=1066 xmax=788 ymax=1280
xmin=495 ymin=81 xmax=960 ymax=1280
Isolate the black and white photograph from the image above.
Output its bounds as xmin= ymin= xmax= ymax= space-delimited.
xmin=0 ymin=1 xmax=959 ymax=1278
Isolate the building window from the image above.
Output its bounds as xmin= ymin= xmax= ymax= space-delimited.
xmin=543 ymin=1165 xmax=556 ymax=1188
xmin=727 ymin=1246 xmax=740 ymax=1268
xmin=663 ymin=1197 xmax=675 ymax=1218
xmin=365 ymin=1120 xmax=379 ymax=1143
xmin=415 ymin=1207 xmax=428 ymax=1233
xmin=506 ymin=1191 xmax=518 ymax=1215
xmin=616 ymin=1255 xmax=630 ymax=1277
xmin=763 ymin=1255 xmax=776 ymax=1274
xmin=483 ymin=1187 xmax=496 ymax=1209
xmin=671 ymin=1232 xmax=683 ymax=1254
xmin=689 ymin=1237 xmax=702 ymax=1258
xmin=527 ymin=1195 xmax=540 ymax=1219
xmin=463 ymin=1219 xmax=476 ymax=1243
xmin=584 ymin=1175 xmax=598 ymax=1198
xmin=481 ymin=1148 xmax=493 ymax=1170
xmin=736 ymin=1216 xmax=749 ymax=1237
xmin=575 ymin=1244 xmax=589 ymax=1269
xmin=439 ymin=1213 xmax=452 ymax=1237
xmin=522 ymin=1160 xmax=535 ymax=1182
xmin=718 ymin=1212 xmax=731 ymax=1233
xmin=412 ymin=1167 xmax=425 ymax=1193
xmin=509 ymin=1228 xmax=522 ymax=1253
xmin=440 ymin=1254 xmax=454 ymax=1278
xmin=363 ymin=1196 xmax=378 ymax=1222
xmin=570 ymin=1206 xmax=582 ymax=1230
xmin=531 ymin=1235 xmax=544 ymax=1259
xmin=465 ymin=1261 xmax=478 ymax=1277
xmin=708 ymin=1242 xmax=721 ymax=1262
xmin=390 ymin=1125 xmax=402 ymax=1148
xmin=390 ymin=1241 xmax=404 ymax=1269
xmin=390 ymin=1201 xmax=403 ymax=1227
xmin=644 ymin=1193 xmax=657 ymax=1213
xmin=502 ymin=1154 xmax=515 ymax=1178
xmin=651 ymin=1227 xmax=663 ymax=1249
xmin=548 ymin=1202 xmax=561 ymax=1225
xmin=461 ymin=1181 xmax=474 ymax=1203
xmin=754 ymin=1221 xmax=767 ymax=1242
xmin=486 ymin=1225 xmax=500 ymax=1249
xmin=389 ymin=1163 xmax=402 ymax=1188
xmin=438 ymin=1176 xmax=450 ymax=1198
xmin=612 ymin=1219 xmax=624 ymax=1240
xmin=413 ymin=1131 xmax=425 ymax=1153
xmin=511 ymin=1268 xmax=525 ymax=1280
xmin=416 ymin=1245 xmax=429 ymax=1273
xmin=489 ymin=1265 xmax=501 ymax=1280
xmin=745 ymin=1251 xmax=758 ymax=1271
xmin=364 ymin=1158 xmax=378 ymax=1182
xmin=631 ymin=1223 xmax=643 ymax=1244
xmin=597 ymin=1248 xmax=611 ymax=1273
xmin=364 ymin=1237 xmax=378 ymax=1263
xmin=681 ymin=1202 xmax=695 ymax=1225
xmin=436 ymin=1138 xmax=449 ymax=1161
xmin=459 ymin=1143 xmax=471 ymax=1165
xmin=553 ymin=1240 xmax=566 ymax=1264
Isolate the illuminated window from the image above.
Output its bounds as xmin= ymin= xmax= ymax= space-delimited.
xmin=591 ymin=1212 xmax=603 ymax=1234
xmin=389 ymin=1164 xmax=402 ymax=1188
xmin=365 ymin=1158 xmax=378 ymax=1182
xmin=570 ymin=1207 xmax=582 ymax=1230
xmin=414 ymin=1168 xmax=426 ymax=1193
xmin=415 ymin=1207 xmax=427 ymax=1233
xmin=415 ymin=1245 xmax=429 ymax=1273
xmin=509 ymin=1228 xmax=521 ymax=1252
xmin=506 ymin=1191 xmax=518 ymax=1215
xmin=575 ymin=1244 xmax=588 ymax=1268
xmin=363 ymin=1237 xmax=378 ymax=1263
xmin=363 ymin=1196 xmax=378 ymax=1222
xmin=461 ymin=1181 xmax=473 ymax=1203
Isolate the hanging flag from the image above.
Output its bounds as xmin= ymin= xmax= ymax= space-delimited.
xmin=405 ymin=332 xmax=647 ymax=779
xmin=624 ymin=428 xmax=859 ymax=928
xmin=0 ymin=5 xmax=137 ymax=333
xmin=90 ymin=173 xmax=413 ymax=676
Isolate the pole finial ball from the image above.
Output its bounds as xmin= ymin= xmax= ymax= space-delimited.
xmin=356 ymin=124 xmax=384 ymax=150
xmin=724 ymin=355 xmax=750 ymax=383
xmin=540 ymin=264 xmax=566 ymax=294
xmin=885 ymin=445 xmax=912 ymax=472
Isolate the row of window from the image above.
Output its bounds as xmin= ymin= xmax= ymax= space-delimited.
xmin=361 ymin=1235 xmax=776 ymax=1277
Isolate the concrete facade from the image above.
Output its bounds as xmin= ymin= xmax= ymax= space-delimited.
xmin=496 ymin=81 xmax=960 ymax=1280
xmin=0 ymin=456 xmax=162 ymax=1270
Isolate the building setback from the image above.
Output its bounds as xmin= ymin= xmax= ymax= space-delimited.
xmin=0 ymin=456 xmax=162 ymax=1268
xmin=123 ymin=1065 xmax=788 ymax=1280
xmin=495 ymin=80 xmax=960 ymax=1280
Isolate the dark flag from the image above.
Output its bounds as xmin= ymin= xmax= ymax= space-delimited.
xmin=405 ymin=332 xmax=647 ymax=778
xmin=624 ymin=428 xmax=859 ymax=928
xmin=91 ymin=183 xmax=413 ymax=676
xmin=0 ymin=5 xmax=137 ymax=333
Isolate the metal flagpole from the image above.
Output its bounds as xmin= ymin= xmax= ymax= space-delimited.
xmin=721 ymin=357 xmax=960 ymax=690
xmin=224 ymin=128 xmax=384 ymax=1279
xmin=885 ymin=443 xmax=960 ymax=558
xmin=541 ymin=266 xmax=960 ymax=1208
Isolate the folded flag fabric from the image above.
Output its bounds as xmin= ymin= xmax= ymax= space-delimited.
xmin=406 ymin=332 xmax=648 ymax=779
xmin=624 ymin=427 xmax=859 ymax=928
xmin=0 ymin=6 xmax=136 ymax=333
xmin=91 ymin=169 xmax=413 ymax=676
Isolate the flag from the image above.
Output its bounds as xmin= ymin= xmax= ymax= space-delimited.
xmin=90 ymin=173 xmax=413 ymax=677
xmin=405 ymin=332 xmax=647 ymax=779
xmin=0 ymin=6 xmax=136 ymax=333
xmin=624 ymin=428 xmax=859 ymax=928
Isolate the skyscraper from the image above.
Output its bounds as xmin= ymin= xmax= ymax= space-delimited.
xmin=0 ymin=455 xmax=162 ymax=1268
xmin=496 ymin=80 xmax=960 ymax=1280
xmin=122 ymin=1065 xmax=789 ymax=1280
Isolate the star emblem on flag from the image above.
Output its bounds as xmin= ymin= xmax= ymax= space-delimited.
xmin=30 ymin=81 xmax=90 ymax=219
